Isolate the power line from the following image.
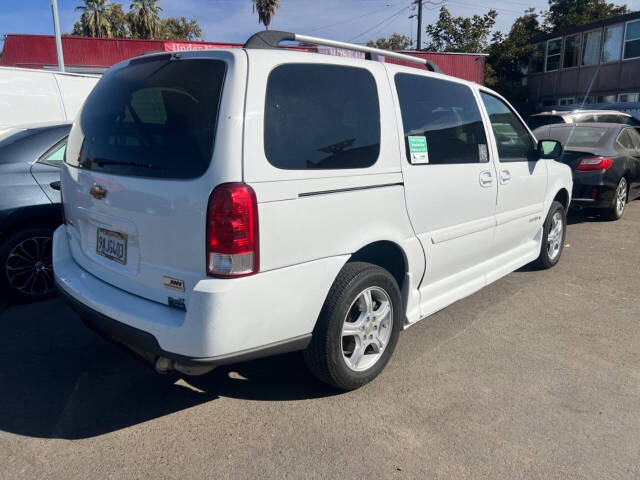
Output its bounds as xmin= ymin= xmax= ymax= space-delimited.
xmin=304 ymin=2 xmax=405 ymax=34
xmin=348 ymin=4 xmax=412 ymax=42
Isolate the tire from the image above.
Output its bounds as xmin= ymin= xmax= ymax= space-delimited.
xmin=0 ymin=228 xmax=57 ymax=302
xmin=534 ymin=201 xmax=566 ymax=270
xmin=304 ymin=261 xmax=403 ymax=390
xmin=604 ymin=177 xmax=628 ymax=221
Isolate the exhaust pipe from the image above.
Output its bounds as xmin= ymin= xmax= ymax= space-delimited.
xmin=154 ymin=357 xmax=215 ymax=376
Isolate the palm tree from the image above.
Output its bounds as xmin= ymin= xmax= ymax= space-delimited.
xmin=252 ymin=0 xmax=281 ymax=30
xmin=75 ymin=0 xmax=114 ymax=38
xmin=129 ymin=0 xmax=163 ymax=39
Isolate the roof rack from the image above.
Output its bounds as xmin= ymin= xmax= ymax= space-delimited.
xmin=244 ymin=30 xmax=443 ymax=74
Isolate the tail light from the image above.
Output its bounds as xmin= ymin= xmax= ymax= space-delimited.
xmin=577 ymin=157 xmax=613 ymax=171
xmin=206 ymin=183 xmax=259 ymax=277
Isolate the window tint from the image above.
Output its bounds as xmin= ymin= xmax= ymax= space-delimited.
xmin=39 ymin=141 xmax=67 ymax=167
xmin=264 ymin=64 xmax=380 ymax=170
xmin=394 ymin=74 xmax=488 ymax=165
xmin=599 ymin=114 xmax=624 ymax=124
xmin=602 ymin=25 xmax=623 ymax=62
xmin=582 ymin=30 xmax=602 ymax=66
xmin=563 ymin=34 xmax=581 ymax=68
xmin=627 ymin=128 xmax=640 ymax=149
xmin=540 ymin=127 xmax=610 ymax=148
xmin=527 ymin=115 xmax=564 ymax=130
xmin=624 ymin=20 xmax=640 ymax=59
xmin=617 ymin=129 xmax=635 ymax=149
xmin=71 ymin=57 xmax=226 ymax=179
xmin=481 ymin=93 xmax=534 ymax=162
xmin=546 ymin=38 xmax=562 ymax=71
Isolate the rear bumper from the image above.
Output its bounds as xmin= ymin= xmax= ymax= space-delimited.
xmin=571 ymin=182 xmax=616 ymax=209
xmin=53 ymin=225 xmax=347 ymax=362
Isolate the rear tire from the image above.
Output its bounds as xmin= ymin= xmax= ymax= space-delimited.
xmin=0 ymin=228 xmax=56 ymax=302
xmin=304 ymin=262 xmax=402 ymax=390
xmin=604 ymin=177 xmax=628 ymax=221
xmin=534 ymin=201 xmax=566 ymax=270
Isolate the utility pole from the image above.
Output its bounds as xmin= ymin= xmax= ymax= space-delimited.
xmin=50 ymin=0 xmax=65 ymax=72
xmin=415 ymin=0 xmax=423 ymax=51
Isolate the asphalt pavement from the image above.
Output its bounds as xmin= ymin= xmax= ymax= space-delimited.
xmin=1 ymin=201 xmax=639 ymax=479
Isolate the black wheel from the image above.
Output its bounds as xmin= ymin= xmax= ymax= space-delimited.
xmin=533 ymin=201 xmax=566 ymax=270
xmin=0 ymin=228 xmax=56 ymax=302
xmin=604 ymin=177 xmax=628 ymax=221
xmin=304 ymin=261 xmax=403 ymax=390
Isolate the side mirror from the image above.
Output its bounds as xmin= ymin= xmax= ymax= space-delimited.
xmin=537 ymin=139 xmax=563 ymax=160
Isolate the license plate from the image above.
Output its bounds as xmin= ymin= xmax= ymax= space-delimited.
xmin=96 ymin=228 xmax=127 ymax=265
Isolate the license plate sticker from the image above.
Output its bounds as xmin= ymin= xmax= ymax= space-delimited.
xmin=96 ymin=228 xmax=127 ymax=265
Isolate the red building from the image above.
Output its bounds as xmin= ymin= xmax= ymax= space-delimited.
xmin=1 ymin=34 xmax=486 ymax=84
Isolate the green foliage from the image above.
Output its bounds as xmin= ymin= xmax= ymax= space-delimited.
xmin=367 ymin=33 xmax=411 ymax=51
xmin=545 ymin=0 xmax=629 ymax=31
xmin=425 ymin=6 xmax=498 ymax=53
xmin=128 ymin=0 xmax=163 ymax=39
xmin=486 ymin=9 xmax=543 ymax=99
xmin=252 ymin=0 xmax=281 ymax=30
xmin=71 ymin=0 xmax=201 ymax=41
xmin=160 ymin=17 xmax=203 ymax=41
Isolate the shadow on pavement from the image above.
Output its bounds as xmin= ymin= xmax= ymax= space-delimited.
xmin=0 ymin=298 xmax=336 ymax=440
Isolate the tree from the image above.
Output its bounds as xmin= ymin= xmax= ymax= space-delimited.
xmin=486 ymin=8 xmax=543 ymax=98
xmin=545 ymin=0 xmax=628 ymax=31
xmin=367 ymin=33 xmax=411 ymax=51
xmin=73 ymin=0 xmax=116 ymax=38
xmin=252 ymin=0 xmax=280 ymax=30
xmin=128 ymin=0 xmax=163 ymax=39
xmin=107 ymin=3 xmax=129 ymax=38
xmin=160 ymin=17 xmax=203 ymax=41
xmin=425 ymin=6 xmax=498 ymax=53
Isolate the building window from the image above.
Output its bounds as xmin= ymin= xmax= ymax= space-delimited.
xmin=624 ymin=20 xmax=640 ymax=59
xmin=602 ymin=24 xmax=623 ymax=62
xmin=558 ymin=97 xmax=575 ymax=106
xmin=542 ymin=98 xmax=555 ymax=107
xmin=618 ymin=93 xmax=640 ymax=103
xmin=563 ymin=34 xmax=581 ymax=68
xmin=596 ymin=94 xmax=617 ymax=104
xmin=545 ymin=38 xmax=562 ymax=71
xmin=529 ymin=42 xmax=546 ymax=73
xmin=583 ymin=95 xmax=598 ymax=104
xmin=582 ymin=30 xmax=602 ymax=66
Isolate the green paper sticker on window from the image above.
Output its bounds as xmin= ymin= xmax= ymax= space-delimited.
xmin=408 ymin=135 xmax=429 ymax=164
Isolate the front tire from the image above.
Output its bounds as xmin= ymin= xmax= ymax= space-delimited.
xmin=604 ymin=177 xmax=628 ymax=221
xmin=534 ymin=201 xmax=566 ymax=270
xmin=304 ymin=262 xmax=403 ymax=390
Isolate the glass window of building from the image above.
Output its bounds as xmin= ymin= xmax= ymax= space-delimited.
xmin=529 ymin=43 xmax=546 ymax=73
xmin=546 ymin=38 xmax=562 ymax=71
xmin=563 ymin=34 xmax=581 ymax=68
xmin=624 ymin=20 xmax=640 ymax=59
xmin=582 ymin=30 xmax=602 ymax=65
xmin=602 ymin=25 xmax=623 ymax=62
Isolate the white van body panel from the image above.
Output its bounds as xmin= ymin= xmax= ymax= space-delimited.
xmin=0 ymin=67 xmax=98 ymax=128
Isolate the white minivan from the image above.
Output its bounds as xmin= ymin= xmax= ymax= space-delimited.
xmin=53 ymin=31 xmax=572 ymax=390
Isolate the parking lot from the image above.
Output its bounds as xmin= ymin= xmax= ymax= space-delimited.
xmin=0 ymin=202 xmax=638 ymax=479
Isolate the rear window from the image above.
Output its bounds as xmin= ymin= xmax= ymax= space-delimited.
xmin=527 ymin=115 xmax=564 ymax=130
xmin=540 ymin=126 xmax=611 ymax=148
xmin=264 ymin=64 xmax=380 ymax=170
xmin=68 ymin=56 xmax=226 ymax=179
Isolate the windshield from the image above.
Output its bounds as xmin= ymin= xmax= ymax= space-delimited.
xmin=536 ymin=126 xmax=612 ymax=149
xmin=67 ymin=56 xmax=226 ymax=179
xmin=527 ymin=115 xmax=564 ymax=130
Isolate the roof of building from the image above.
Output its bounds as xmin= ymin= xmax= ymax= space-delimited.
xmin=531 ymin=10 xmax=640 ymax=43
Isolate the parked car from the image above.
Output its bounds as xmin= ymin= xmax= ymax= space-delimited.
xmin=53 ymin=31 xmax=572 ymax=390
xmin=528 ymin=110 xmax=640 ymax=133
xmin=534 ymin=123 xmax=640 ymax=220
xmin=0 ymin=67 xmax=98 ymax=129
xmin=0 ymin=123 xmax=71 ymax=300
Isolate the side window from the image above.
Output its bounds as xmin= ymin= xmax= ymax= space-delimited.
xmin=599 ymin=114 xmax=623 ymax=124
xmin=38 ymin=139 xmax=67 ymax=167
xmin=627 ymin=129 xmax=640 ymax=150
xmin=618 ymin=129 xmax=636 ymax=150
xmin=394 ymin=74 xmax=488 ymax=165
xmin=264 ymin=64 xmax=380 ymax=170
xmin=480 ymin=93 xmax=535 ymax=162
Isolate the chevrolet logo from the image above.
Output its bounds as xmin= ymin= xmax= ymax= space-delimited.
xmin=89 ymin=184 xmax=107 ymax=200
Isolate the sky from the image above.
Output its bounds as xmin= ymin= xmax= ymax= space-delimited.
xmin=1 ymin=0 xmax=640 ymax=51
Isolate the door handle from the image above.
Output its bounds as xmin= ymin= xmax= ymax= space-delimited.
xmin=479 ymin=170 xmax=493 ymax=187
xmin=50 ymin=181 xmax=61 ymax=191
xmin=500 ymin=170 xmax=511 ymax=184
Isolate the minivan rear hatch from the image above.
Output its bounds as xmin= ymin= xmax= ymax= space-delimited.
xmin=62 ymin=52 xmax=238 ymax=306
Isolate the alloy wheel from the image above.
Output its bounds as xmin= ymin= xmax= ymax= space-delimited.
xmin=341 ymin=286 xmax=393 ymax=372
xmin=5 ymin=236 xmax=55 ymax=297
xmin=546 ymin=211 xmax=564 ymax=261
xmin=615 ymin=178 xmax=627 ymax=217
